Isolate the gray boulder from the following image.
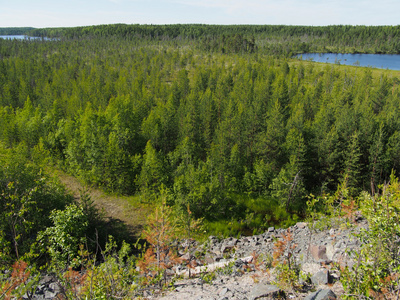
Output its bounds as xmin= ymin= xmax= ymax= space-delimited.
xmin=250 ymin=283 xmax=285 ymax=300
xmin=309 ymin=245 xmax=328 ymax=261
xmin=304 ymin=289 xmax=337 ymax=300
xmin=311 ymin=269 xmax=330 ymax=286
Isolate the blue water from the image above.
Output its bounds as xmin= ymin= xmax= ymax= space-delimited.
xmin=0 ymin=35 xmax=56 ymax=41
xmin=0 ymin=35 xmax=39 ymax=40
xmin=296 ymin=53 xmax=400 ymax=71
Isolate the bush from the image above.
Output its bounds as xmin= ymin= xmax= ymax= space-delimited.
xmin=0 ymin=144 xmax=73 ymax=266
xmin=38 ymin=204 xmax=88 ymax=269
xmin=340 ymin=172 xmax=400 ymax=298
xmin=78 ymin=237 xmax=137 ymax=300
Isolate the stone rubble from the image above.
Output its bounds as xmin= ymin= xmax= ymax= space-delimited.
xmin=153 ymin=217 xmax=367 ymax=299
xmin=23 ymin=217 xmax=366 ymax=299
xmin=22 ymin=275 xmax=62 ymax=300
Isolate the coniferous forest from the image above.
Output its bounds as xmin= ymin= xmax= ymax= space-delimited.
xmin=2 ymin=24 xmax=400 ymax=298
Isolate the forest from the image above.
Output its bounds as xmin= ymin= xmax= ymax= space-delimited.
xmin=1 ymin=24 xmax=400 ymax=298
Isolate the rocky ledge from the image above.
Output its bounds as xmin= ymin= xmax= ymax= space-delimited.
xmin=152 ymin=217 xmax=367 ymax=300
xmin=23 ymin=217 xmax=366 ymax=299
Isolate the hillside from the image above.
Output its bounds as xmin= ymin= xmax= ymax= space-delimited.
xmin=22 ymin=217 xmax=367 ymax=299
xmin=1 ymin=27 xmax=400 ymax=234
xmin=1 ymin=24 xmax=400 ymax=298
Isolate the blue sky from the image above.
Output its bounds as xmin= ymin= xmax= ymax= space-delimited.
xmin=0 ymin=0 xmax=399 ymax=28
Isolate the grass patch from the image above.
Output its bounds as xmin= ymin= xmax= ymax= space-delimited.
xmin=52 ymin=169 xmax=300 ymax=240
xmin=203 ymin=194 xmax=301 ymax=238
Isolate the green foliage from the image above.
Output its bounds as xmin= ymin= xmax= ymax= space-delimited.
xmin=30 ymin=24 xmax=400 ymax=55
xmin=174 ymin=204 xmax=203 ymax=241
xmin=0 ymin=260 xmax=40 ymax=300
xmin=340 ymin=172 xmax=400 ymax=298
xmin=79 ymin=237 xmax=137 ymax=300
xmin=0 ymin=144 xmax=73 ymax=265
xmin=272 ymin=229 xmax=301 ymax=290
xmin=0 ymin=27 xmax=35 ymax=35
xmin=42 ymin=236 xmax=138 ymax=300
xmin=243 ymin=159 xmax=275 ymax=196
xmin=205 ymin=220 xmax=241 ymax=238
xmin=342 ymin=131 xmax=362 ymax=195
xmin=203 ymin=194 xmax=299 ymax=237
xmin=305 ymin=176 xmax=356 ymax=231
xmin=38 ymin=204 xmax=88 ymax=268
xmin=139 ymin=189 xmax=181 ymax=287
xmin=137 ymin=141 xmax=168 ymax=195
xmin=199 ymin=270 xmax=217 ymax=284
xmin=1 ymin=24 xmax=400 ymax=234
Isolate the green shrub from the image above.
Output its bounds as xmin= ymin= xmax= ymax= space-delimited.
xmin=0 ymin=144 xmax=73 ymax=266
xmin=79 ymin=238 xmax=137 ymax=300
xmin=38 ymin=204 xmax=88 ymax=269
xmin=340 ymin=172 xmax=400 ymax=298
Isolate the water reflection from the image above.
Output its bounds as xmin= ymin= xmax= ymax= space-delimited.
xmin=296 ymin=53 xmax=400 ymax=71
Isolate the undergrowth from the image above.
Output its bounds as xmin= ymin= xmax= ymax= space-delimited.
xmin=3 ymin=173 xmax=400 ymax=299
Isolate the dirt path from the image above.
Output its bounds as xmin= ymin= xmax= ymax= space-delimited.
xmin=55 ymin=171 xmax=151 ymax=237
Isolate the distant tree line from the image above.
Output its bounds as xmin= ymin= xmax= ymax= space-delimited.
xmin=27 ymin=24 xmax=400 ymax=54
xmin=0 ymin=27 xmax=35 ymax=35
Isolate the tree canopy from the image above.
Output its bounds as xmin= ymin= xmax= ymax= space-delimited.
xmin=1 ymin=23 xmax=400 ymax=232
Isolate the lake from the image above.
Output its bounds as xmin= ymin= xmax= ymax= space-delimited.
xmin=0 ymin=35 xmax=56 ymax=41
xmin=296 ymin=53 xmax=400 ymax=71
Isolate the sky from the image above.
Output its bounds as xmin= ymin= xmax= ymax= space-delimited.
xmin=0 ymin=0 xmax=399 ymax=28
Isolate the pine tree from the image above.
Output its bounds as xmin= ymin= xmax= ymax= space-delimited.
xmin=137 ymin=140 xmax=168 ymax=195
xmin=342 ymin=132 xmax=361 ymax=195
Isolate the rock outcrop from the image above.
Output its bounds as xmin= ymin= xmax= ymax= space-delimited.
xmin=155 ymin=218 xmax=367 ymax=299
xmin=25 ymin=218 xmax=366 ymax=299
